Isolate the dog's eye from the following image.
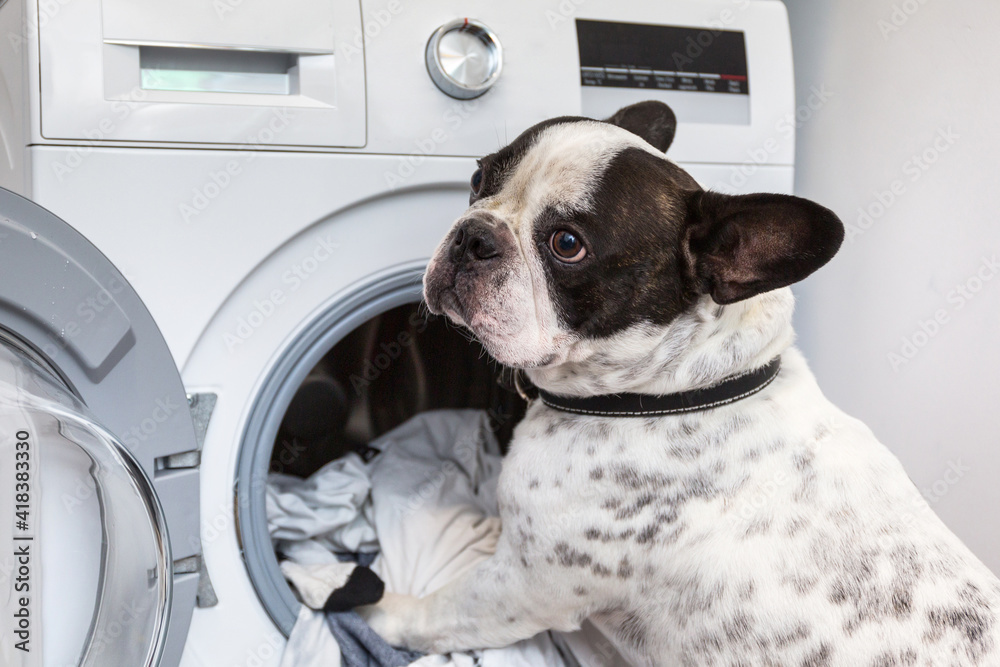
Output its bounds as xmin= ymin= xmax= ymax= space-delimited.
xmin=470 ymin=168 xmax=484 ymax=196
xmin=550 ymin=230 xmax=587 ymax=263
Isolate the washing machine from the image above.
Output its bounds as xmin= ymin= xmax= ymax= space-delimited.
xmin=0 ymin=0 xmax=797 ymax=665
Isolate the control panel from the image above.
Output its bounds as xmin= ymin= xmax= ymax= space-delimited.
xmin=577 ymin=19 xmax=751 ymax=125
xmin=2 ymin=0 xmax=793 ymax=167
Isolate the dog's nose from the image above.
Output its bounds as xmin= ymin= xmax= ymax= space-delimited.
xmin=449 ymin=219 xmax=500 ymax=263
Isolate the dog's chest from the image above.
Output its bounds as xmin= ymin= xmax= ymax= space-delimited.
xmin=494 ymin=401 xmax=792 ymax=661
xmin=496 ymin=400 xmax=788 ymax=594
xmin=501 ymin=400 xmax=767 ymax=535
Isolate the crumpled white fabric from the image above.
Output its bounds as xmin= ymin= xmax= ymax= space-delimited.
xmin=280 ymin=604 xmax=343 ymax=667
xmin=271 ymin=409 xmax=624 ymax=667
xmin=366 ymin=409 xmax=503 ymax=599
xmin=268 ymin=451 xmax=379 ymax=555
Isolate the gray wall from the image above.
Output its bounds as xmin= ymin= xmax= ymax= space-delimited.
xmin=784 ymin=0 xmax=1000 ymax=574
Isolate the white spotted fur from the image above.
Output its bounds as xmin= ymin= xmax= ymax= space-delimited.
xmin=363 ymin=124 xmax=1000 ymax=666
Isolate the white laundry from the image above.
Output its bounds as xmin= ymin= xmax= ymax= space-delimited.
xmin=270 ymin=409 xmax=625 ymax=667
xmin=268 ymin=451 xmax=379 ymax=555
xmin=365 ymin=409 xmax=503 ymax=599
xmin=280 ymin=605 xmax=344 ymax=667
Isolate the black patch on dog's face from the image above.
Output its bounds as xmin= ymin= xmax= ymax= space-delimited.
xmin=531 ymin=147 xmax=700 ymax=339
xmin=471 ymin=102 xmax=678 ymax=205
xmin=523 ymin=139 xmax=845 ymax=338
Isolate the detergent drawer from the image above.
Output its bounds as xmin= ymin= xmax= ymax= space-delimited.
xmin=37 ymin=0 xmax=366 ymax=148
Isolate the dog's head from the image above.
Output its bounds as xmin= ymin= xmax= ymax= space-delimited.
xmin=423 ymin=101 xmax=843 ymax=371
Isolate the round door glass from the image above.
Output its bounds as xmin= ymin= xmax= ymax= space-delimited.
xmin=0 ymin=338 xmax=171 ymax=667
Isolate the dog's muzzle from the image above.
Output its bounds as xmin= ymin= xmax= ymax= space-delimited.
xmin=449 ymin=217 xmax=502 ymax=265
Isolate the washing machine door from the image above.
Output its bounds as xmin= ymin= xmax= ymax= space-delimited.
xmin=0 ymin=188 xmax=200 ymax=667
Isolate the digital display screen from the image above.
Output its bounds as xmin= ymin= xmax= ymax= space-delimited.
xmin=576 ymin=19 xmax=749 ymax=95
xmin=575 ymin=19 xmax=751 ymax=125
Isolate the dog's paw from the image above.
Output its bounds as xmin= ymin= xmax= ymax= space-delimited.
xmin=356 ymin=592 xmax=421 ymax=649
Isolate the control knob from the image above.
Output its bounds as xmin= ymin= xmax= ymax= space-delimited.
xmin=425 ymin=19 xmax=503 ymax=100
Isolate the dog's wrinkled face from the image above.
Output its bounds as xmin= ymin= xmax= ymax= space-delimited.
xmin=423 ymin=101 xmax=844 ymax=369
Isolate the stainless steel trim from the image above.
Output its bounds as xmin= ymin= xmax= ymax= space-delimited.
xmin=425 ymin=19 xmax=503 ymax=100
xmin=103 ymin=39 xmax=333 ymax=55
xmin=156 ymin=392 xmax=216 ymax=470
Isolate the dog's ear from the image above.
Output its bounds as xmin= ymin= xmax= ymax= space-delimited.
xmin=604 ymin=101 xmax=677 ymax=153
xmin=683 ymin=190 xmax=844 ymax=305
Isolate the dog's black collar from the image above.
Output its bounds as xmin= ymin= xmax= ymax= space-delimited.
xmin=518 ymin=357 xmax=781 ymax=417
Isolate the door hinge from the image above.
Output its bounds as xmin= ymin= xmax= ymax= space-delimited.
xmin=155 ymin=392 xmax=217 ymax=470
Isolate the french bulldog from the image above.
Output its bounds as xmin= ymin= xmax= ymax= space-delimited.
xmin=359 ymin=101 xmax=1000 ymax=666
